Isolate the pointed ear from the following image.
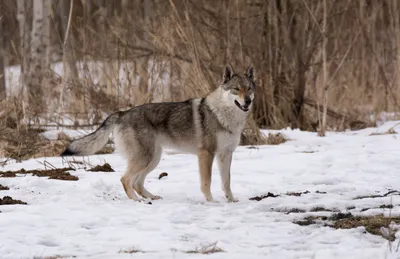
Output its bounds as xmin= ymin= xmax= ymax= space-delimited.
xmin=245 ymin=64 xmax=255 ymax=81
xmin=223 ymin=64 xmax=235 ymax=83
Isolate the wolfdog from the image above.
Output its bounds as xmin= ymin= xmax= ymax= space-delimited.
xmin=61 ymin=64 xmax=255 ymax=202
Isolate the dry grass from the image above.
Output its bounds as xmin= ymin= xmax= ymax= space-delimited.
xmin=294 ymin=212 xmax=400 ymax=241
xmin=184 ymin=242 xmax=225 ymax=255
xmin=33 ymin=256 xmax=76 ymax=259
xmin=334 ymin=215 xmax=400 ymax=241
xmin=369 ymin=124 xmax=399 ymax=136
xmin=2 ymin=1 xmax=400 ymax=160
xmin=265 ymin=133 xmax=288 ymax=145
xmin=118 ymin=247 xmax=143 ymax=254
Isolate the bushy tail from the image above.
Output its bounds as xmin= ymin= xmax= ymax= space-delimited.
xmin=61 ymin=111 xmax=123 ymax=156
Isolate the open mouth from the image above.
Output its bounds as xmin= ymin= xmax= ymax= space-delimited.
xmin=234 ymin=100 xmax=249 ymax=112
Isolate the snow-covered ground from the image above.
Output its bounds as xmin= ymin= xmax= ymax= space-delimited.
xmin=1 ymin=122 xmax=400 ymax=259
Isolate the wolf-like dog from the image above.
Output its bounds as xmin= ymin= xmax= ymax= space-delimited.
xmin=61 ymin=64 xmax=256 ymax=202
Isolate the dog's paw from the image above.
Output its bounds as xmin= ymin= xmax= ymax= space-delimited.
xmin=206 ymin=197 xmax=219 ymax=203
xmin=226 ymin=196 xmax=239 ymax=203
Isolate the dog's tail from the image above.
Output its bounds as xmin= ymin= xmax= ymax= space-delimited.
xmin=61 ymin=111 xmax=123 ymax=156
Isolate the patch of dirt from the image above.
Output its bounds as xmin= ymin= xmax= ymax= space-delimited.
xmin=249 ymin=192 xmax=279 ymax=201
xmin=158 ymin=172 xmax=168 ymax=180
xmin=0 ymin=184 xmax=9 ymax=190
xmin=330 ymin=212 xmax=353 ymax=220
xmin=310 ymin=206 xmax=335 ymax=212
xmin=286 ymin=190 xmax=327 ymax=196
xmin=286 ymin=208 xmax=306 ymax=214
xmin=353 ymin=190 xmax=400 ymax=200
xmin=287 ymin=190 xmax=310 ymax=196
xmin=294 ymin=217 xmax=320 ymax=226
xmin=0 ymin=196 xmax=27 ymax=205
xmin=0 ymin=167 xmax=78 ymax=181
xmin=87 ymin=163 xmax=114 ymax=172
xmin=294 ymin=212 xmax=400 ymax=241
xmin=379 ymin=204 xmax=394 ymax=209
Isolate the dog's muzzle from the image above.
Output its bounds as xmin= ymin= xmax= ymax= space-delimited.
xmin=235 ymin=100 xmax=251 ymax=112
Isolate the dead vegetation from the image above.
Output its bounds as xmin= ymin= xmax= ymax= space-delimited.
xmin=184 ymin=242 xmax=225 ymax=255
xmin=369 ymin=124 xmax=399 ymax=136
xmin=274 ymin=208 xmax=307 ymax=214
xmin=0 ymin=167 xmax=78 ymax=181
xmin=1 ymin=0 xmax=400 ymax=161
xmin=0 ymin=101 xmax=71 ymax=160
xmin=0 ymin=196 xmax=27 ymax=205
xmin=294 ymin=212 xmax=400 ymax=241
xmin=118 ymin=247 xmax=143 ymax=254
xmin=265 ymin=133 xmax=288 ymax=145
xmin=310 ymin=207 xmax=335 ymax=212
xmin=0 ymin=184 xmax=9 ymax=190
xmin=353 ymin=190 xmax=400 ymax=200
xmin=251 ymin=190 xmax=329 ymax=201
xmin=249 ymin=192 xmax=279 ymax=201
xmin=286 ymin=190 xmax=311 ymax=197
xmin=33 ymin=256 xmax=76 ymax=259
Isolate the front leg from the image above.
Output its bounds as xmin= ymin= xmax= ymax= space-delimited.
xmin=216 ymin=151 xmax=238 ymax=202
xmin=197 ymin=149 xmax=216 ymax=202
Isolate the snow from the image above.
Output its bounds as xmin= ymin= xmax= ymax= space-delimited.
xmin=1 ymin=122 xmax=400 ymax=259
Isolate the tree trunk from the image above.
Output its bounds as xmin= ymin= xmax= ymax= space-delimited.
xmin=318 ymin=0 xmax=328 ymax=137
xmin=61 ymin=0 xmax=79 ymax=84
xmin=27 ymin=0 xmax=51 ymax=116
xmin=137 ymin=0 xmax=153 ymax=99
xmin=0 ymin=18 xmax=6 ymax=100
xmin=16 ymin=0 xmax=32 ymax=97
xmin=59 ymin=0 xmax=83 ymax=114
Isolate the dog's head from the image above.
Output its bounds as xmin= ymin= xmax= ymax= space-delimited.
xmin=220 ymin=64 xmax=255 ymax=112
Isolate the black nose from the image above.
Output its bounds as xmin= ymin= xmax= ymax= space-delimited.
xmin=244 ymin=98 xmax=252 ymax=106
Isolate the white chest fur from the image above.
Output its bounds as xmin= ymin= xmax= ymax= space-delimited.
xmin=216 ymin=130 xmax=241 ymax=152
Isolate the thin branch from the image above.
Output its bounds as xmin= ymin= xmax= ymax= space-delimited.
xmin=326 ymin=29 xmax=361 ymax=90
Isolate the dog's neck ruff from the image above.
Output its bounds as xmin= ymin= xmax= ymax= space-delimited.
xmin=205 ymin=88 xmax=248 ymax=133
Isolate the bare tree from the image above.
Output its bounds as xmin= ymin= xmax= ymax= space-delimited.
xmin=318 ymin=0 xmax=328 ymax=137
xmin=60 ymin=0 xmax=78 ymax=85
xmin=0 ymin=15 xmax=6 ymax=100
xmin=16 ymin=0 xmax=32 ymax=96
xmin=26 ymin=0 xmax=51 ymax=116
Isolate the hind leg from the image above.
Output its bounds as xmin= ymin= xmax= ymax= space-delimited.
xmin=120 ymin=165 xmax=142 ymax=201
xmin=133 ymin=145 xmax=162 ymax=200
xmin=117 ymin=129 xmax=158 ymax=201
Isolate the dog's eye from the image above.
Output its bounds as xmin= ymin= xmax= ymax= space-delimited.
xmin=233 ymin=87 xmax=240 ymax=91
